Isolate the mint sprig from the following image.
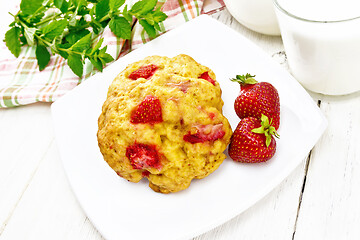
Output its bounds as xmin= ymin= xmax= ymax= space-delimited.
xmin=4 ymin=0 xmax=168 ymax=77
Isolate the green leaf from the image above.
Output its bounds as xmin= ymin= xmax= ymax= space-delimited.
xmin=265 ymin=136 xmax=271 ymax=148
xmin=89 ymin=56 xmax=103 ymax=71
xmin=109 ymin=0 xmax=125 ymax=11
xmin=4 ymin=27 xmax=21 ymax=57
xmin=56 ymin=42 xmax=72 ymax=59
xmin=24 ymin=27 xmax=37 ymax=46
xmin=90 ymin=22 xmax=100 ymax=34
xmin=231 ymin=73 xmax=258 ymax=85
xmin=261 ymin=114 xmax=269 ymax=126
xmin=71 ymin=0 xmax=86 ymax=8
xmin=42 ymin=20 xmax=68 ymax=41
xmin=144 ymin=13 xmax=154 ymax=25
xmin=96 ymin=0 xmax=110 ymax=20
xmin=109 ymin=17 xmax=131 ymax=39
xmin=99 ymin=52 xmax=114 ymax=64
xmin=138 ymin=0 xmax=157 ymax=15
xmin=69 ymin=11 xmax=77 ymax=26
xmin=252 ymin=126 xmax=264 ymax=134
xmin=54 ymin=0 xmax=64 ymax=9
xmin=35 ymin=44 xmax=51 ymax=71
xmin=153 ymin=10 xmax=167 ymax=23
xmin=98 ymin=46 xmax=114 ymax=64
xmin=60 ymin=0 xmax=69 ymax=13
xmin=66 ymin=29 xmax=90 ymax=45
xmin=129 ymin=0 xmax=145 ymax=15
xmin=29 ymin=12 xmax=45 ymax=24
xmin=122 ymin=5 xmax=133 ymax=22
xmin=71 ymin=33 xmax=92 ymax=53
xmin=88 ymin=38 xmax=104 ymax=55
xmin=153 ymin=22 xmax=160 ymax=31
xmin=67 ymin=54 xmax=83 ymax=77
xmin=251 ymin=114 xmax=279 ymax=147
xmin=88 ymin=45 xmax=114 ymax=72
xmin=20 ymin=0 xmax=43 ymax=16
xmin=139 ymin=19 xmax=156 ymax=38
xmin=129 ymin=0 xmax=157 ymax=16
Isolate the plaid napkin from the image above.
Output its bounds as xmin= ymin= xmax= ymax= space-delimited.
xmin=0 ymin=0 xmax=225 ymax=108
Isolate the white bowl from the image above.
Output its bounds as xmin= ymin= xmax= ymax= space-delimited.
xmin=224 ymin=0 xmax=281 ymax=36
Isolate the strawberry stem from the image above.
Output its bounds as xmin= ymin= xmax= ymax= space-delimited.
xmin=251 ymin=114 xmax=279 ymax=147
xmin=230 ymin=73 xmax=257 ymax=85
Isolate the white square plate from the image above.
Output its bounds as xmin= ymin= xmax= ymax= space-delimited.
xmin=52 ymin=15 xmax=327 ymax=240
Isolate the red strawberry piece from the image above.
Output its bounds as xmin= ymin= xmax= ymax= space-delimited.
xmin=128 ymin=64 xmax=158 ymax=80
xmin=228 ymin=114 xmax=279 ymax=163
xmin=231 ymin=74 xmax=280 ymax=130
xmin=126 ymin=143 xmax=162 ymax=170
xmin=199 ymin=71 xmax=216 ymax=86
xmin=130 ymin=95 xmax=163 ymax=124
xmin=184 ymin=123 xmax=225 ymax=143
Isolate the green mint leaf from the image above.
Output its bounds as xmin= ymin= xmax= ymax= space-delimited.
xmin=35 ymin=44 xmax=51 ymax=71
xmin=54 ymin=0 xmax=64 ymax=9
xmin=24 ymin=27 xmax=37 ymax=46
xmin=67 ymin=54 xmax=83 ymax=77
xmin=139 ymin=19 xmax=156 ymax=38
xmin=90 ymin=22 xmax=100 ymax=34
xmin=129 ymin=0 xmax=145 ymax=15
xmin=66 ymin=29 xmax=90 ymax=45
xmin=78 ymin=6 xmax=91 ymax=15
xmin=138 ymin=0 xmax=157 ymax=15
xmin=144 ymin=13 xmax=154 ymax=25
xmin=89 ymin=56 xmax=103 ymax=72
xmin=88 ymin=38 xmax=104 ymax=55
xmin=71 ymin=0 xmax=86 ymax=8
xmin=60 ymin=0 xmax=70 ymax=13
xmin=122 ymin=5 xmax=133 ymax=22
xmin=153 ymin=22 xmax=161 ymax=31
xmin=109 ymin=17 xmax=131 ymax=39
xmin=96 ymin=0 xmax=110 ymax=20
xmin=153 ymin=10 xmax=167 ymax=23
xmin=71 ymin=33 xmax=92 ymax=53
xmin=98 ymin=46 xmax=114 ymax=64
xmin=99 ymin=52 xmax=114 ymax=65
xmin=42 ymin=20 xmax=68 ymax=41
xmin=69 ymin=12 xmax=77 ymax=26
xmin=20 ymin=0 xmax=43 ymax=16
xmin=29 ymin=12 xmax=45 ymax=24
xmin=5 ymin=27 xmax=21 ymax=57
xmin=109 ymin=0 xmax=125 ymax=12
xmin=56 ymin=42 xmax=72 ymax=59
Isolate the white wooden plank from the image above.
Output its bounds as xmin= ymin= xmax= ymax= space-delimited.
xmin=294 ymin=93 xmax=360 ymax=240
xmin=0 ymin=104 xmax=54 ymax=233
xmin=194 ymin=160 xmax=307 ymax=240
xmin=0 ymin=141 xmax=104 ymax=240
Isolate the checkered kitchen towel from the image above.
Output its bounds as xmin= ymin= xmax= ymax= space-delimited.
xmin=0 ymin=0 xmax=225 ymax=108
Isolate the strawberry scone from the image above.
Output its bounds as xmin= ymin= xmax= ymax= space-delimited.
xmin=97 ymin=54 xmax=232 ymax=193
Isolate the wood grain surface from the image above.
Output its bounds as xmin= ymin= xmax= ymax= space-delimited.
xmin=1 ymin=8 xmax=359 ymax=240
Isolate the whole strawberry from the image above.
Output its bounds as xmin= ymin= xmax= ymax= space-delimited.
xmin=231 ymin=74 xmax=280 ymax=130
xmin=228 ymin=114 xmax=279 ymax=163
